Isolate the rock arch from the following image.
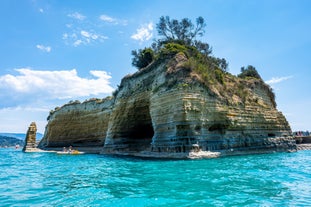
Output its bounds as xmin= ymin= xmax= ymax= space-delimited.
xmin=103 ymin=94 xmax=154 ymax=153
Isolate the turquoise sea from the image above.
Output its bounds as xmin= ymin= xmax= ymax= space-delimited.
xmin=1 ymin=149 xmax=311 ymax=206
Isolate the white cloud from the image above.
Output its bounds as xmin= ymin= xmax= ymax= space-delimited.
xmin=39 ymin=8 xmax=44 ymax=13
xmin=99 ymin=14 xmax=116 ymax=23
xmin=68 ymin=12 xmax=86 ymax=20
xmin=99 ymin=14 xmax=127 ymax=25
xmin=131 ymin=23 xmax=153 ymax=42
xmin=81 ymin=30 xmax=99 ymax=40
xmin=81 ymin=30 xmax=91 ymax=38
xmin=0 ymin=68 xmax=114 ymax=133
xmin=64 ymin=13 xmax=115 ymax=47
xmin=265 ymin=76 xmax=293 ymax=85
xmin=64 ymin=30 xmax=108 ymax=47
xmin=0 ymin=68 xmax=114 ymax=99
xmin=73 ymin=39 xmax=83 ymax=47
xmin=36 ymin=44 xmax=51 ymax=52
xmin=62 ymin=33 xmax=68 ymax=39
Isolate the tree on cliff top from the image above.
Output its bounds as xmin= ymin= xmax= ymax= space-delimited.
xmin=156 ymin=16 xmax=206 ymax=45
xmin=238 ymin=65 xmax=262 ymax=80
xmin=155 ymin=16 xmax=212 ymax=57
xmin=132 ymin=16 xmax=222 ymax=70
xmin=129 ymin=16 xmax=277 ymax=107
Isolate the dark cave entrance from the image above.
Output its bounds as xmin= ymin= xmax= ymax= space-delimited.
xmin=117 ymin=100 xmax=155 ymax=152
xmin=208 ymin=123 xmax=227 ymax=135
xmin=129 ymin=123 xmax=154 ymax=140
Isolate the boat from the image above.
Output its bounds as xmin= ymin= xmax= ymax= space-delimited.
xmin=56 ymin=150 xmax=85 ymax=155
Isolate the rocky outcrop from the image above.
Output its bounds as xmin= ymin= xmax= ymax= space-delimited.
xmin=38 ymin=53 xmax=296 ymax=158
xmin=23 ymin=122 xmax=38 ymax=152
xmin=38 ymin=98 xmax=113 ymax=153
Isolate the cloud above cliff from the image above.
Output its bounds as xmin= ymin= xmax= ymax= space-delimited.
xmin=68 ymin=12 xmax=86 ymax=21
xmin=99 ymin=14 xmax=128 ymax=25
xmin=131 ymin=23 xmax=153 ymax=42
xmin=0 ymin=68 xmax=114 ymax=132
xmin=0 ymin=68 xmax=114 ymax=101
xmin=36 ymin=44 xmax=51 ymax=52
xmin=62 ymin=12 xmax=130 ymax=47
xmin=63 ymin=30 xmax=108 ymax=47
xmin=265 ymin=76 xmax=293 ymax=85
xmin=63 ymin=11 xmax=110 ymax=47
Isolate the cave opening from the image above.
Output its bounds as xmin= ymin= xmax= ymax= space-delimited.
xmin=125 ymin=111 xmax=154 ymax=151
xmin=113 ymin=99 xmax=155 ymax=152
xmin=208 ymin=123 xmax=227 ymax=135
xmin=129 ymin=123 xmax=154 ymax=140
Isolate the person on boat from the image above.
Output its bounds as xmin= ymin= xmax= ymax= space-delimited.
xmin=63 ymin=147 xmax=67 ymax=152
xmin=69 ymin=146 xmax=73 ymax=153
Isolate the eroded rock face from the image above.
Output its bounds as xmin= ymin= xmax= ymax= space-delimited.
xmin=38 ymin=54 xmax=296 ymax=157
xmin=38 ymin=98 xmax=113 ymax=152
xmin=23 ymin=122 xmax=37 ymax=152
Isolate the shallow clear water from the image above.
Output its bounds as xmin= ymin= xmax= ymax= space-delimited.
xmin=1 ymin=149 xmax=311 ymax=206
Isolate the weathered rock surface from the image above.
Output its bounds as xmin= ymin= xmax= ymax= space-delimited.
xmin=38 ymin=98 xmax=113 ymax=153
xmin=23 ymin=122 xmax=38 ymax=152
xmin=38 ymin=53 xmax=296 ymax=158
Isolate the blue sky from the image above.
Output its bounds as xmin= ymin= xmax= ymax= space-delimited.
xmin=0 ymin=0 xmax=310 ymax=133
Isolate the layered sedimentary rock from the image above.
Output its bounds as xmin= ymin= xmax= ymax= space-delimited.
xmin=23 ymin=122 xmax=38 ymax=152
xmin=38 ymin=53 xmax=296 ymax=158
xmin=38 ymin=98 xmax=113 ymax=152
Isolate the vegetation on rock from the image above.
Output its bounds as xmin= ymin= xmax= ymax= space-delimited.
xmin=40 ymin=17 xmax=292 ymax=157
xmin=131 ymin=48 xmax=155 ymax=70
xmin=238 ymin=65 xmax=262 ymax=80
xmin=131 ymin=16 xmax=228 ymax=72
xmin=50 ymin=16 xmax=277 ymax=114
xmin=131 ymin=16 xmax=276 ymax=107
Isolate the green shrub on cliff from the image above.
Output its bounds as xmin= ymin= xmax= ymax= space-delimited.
xmin=131 ymin=16 xmax=228 ymax=72
xmin=131 ymin=48 xmax=155 ymax=69
xmin=237 ymin=65 xmax=276 ymax=107
xmin=158 ymin=42 xmax=188 ymax=58
xmin=130 ymin=16 xmax=276 ymax=107
xmin=238 ymin=65 xmax=262 ymax=80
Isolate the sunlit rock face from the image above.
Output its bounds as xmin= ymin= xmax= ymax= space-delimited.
xmin=23 ymin=122 xmax=37 ymax=152
xmin=38 ymin=99 xmax=114 ymax=152
xmin=38 ymin=53 xmax=296 ymax=158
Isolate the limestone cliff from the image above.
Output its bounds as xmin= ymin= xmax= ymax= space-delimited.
xmin=38 ymin=98 xmax=113 ymax=153
xmin=38 ymin=53 xmax=296 ymax=158
xmin=23 ymin=122 xmax=38 ymax=152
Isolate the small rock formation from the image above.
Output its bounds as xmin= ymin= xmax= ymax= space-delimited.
xmin=22 ymin=122 xmax=37 ymax=152
xmin=37 ymin=53 xmax=297 ymax=158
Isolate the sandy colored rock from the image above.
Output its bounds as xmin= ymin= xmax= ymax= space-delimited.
xmin=23 ymin=122 xmax=38 ymax=152
xmin=37 ymin=54 xmax=296 ymax=158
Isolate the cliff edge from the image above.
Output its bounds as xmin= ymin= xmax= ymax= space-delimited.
xmin=38 ymin=52 xmax=296 ymax=158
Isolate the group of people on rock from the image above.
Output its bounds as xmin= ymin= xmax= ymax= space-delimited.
xmin=62 ymin=146 xmax=73 ymax=152
xmin=293 ymin=131 xmax=310 ymax=137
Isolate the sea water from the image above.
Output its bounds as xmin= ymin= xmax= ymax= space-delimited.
xmin=1 ymin=149 xmax=311 ymax=206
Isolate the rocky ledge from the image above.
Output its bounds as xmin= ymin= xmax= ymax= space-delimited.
xmin=37 ymin=53 xmax=296 ymax=158
xmin=297 ymin=144 xmax=311 ymax=151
